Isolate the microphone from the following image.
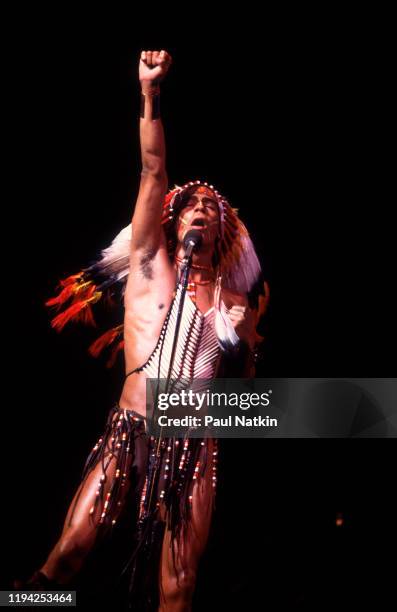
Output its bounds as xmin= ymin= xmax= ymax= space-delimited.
xmin=180 ymin=230 xmax=203 ymax=275
xmin=183 ymin=229 xmax=203 ymax=254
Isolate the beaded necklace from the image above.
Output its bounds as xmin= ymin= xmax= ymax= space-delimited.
xmin=175 ymin=255 xmax=213 ymax=272
xmin=174 ymin=257 xmax=215 ymax=304
xmin=186 ymin=279 xmax=213 ymax=304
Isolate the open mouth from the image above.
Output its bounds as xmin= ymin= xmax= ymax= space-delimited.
xmin=191 ymin=218 xmax=206 ymax=228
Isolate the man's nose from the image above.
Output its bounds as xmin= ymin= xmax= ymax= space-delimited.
xmin=194 ymin=200 xmax=205 ymax=212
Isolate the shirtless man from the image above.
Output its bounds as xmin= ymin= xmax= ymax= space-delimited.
xmin=17 ymin=50 xmax=262 ymax=611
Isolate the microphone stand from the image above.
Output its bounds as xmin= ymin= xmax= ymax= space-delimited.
xmin=147 ymin=239 xmax=196 ymax=513
xmin=163 ymin=239 xmax=195 ymax=393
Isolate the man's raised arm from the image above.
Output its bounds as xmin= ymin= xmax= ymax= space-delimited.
xmin=130 ymin=50 xmax=172 ymax=254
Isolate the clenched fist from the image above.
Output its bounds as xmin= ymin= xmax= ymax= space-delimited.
xmin=227 ymin=305 xmax=255 ymax=347
xmin=139 ymin=50 xmax=172 ymax=91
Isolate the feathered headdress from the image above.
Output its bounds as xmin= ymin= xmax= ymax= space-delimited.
xmin=46 ymin=181 xmax=269 ymax=365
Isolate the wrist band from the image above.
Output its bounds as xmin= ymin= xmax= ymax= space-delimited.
xmin=140 ymin=88 xmax=161 ymax=120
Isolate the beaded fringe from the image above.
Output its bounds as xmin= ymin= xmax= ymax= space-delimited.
xmin=68 ymin=406 xmax=146 ymax=533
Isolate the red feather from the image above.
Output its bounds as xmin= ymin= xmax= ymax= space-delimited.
xmin=51 ymin=301 xmax=94 ymax=331
xmin=106 ymin=339 xmax=125 ymax=368
xmin=88 ymin=326 xmax=123 ymax=358
xmin=46 ymin=272 xmax=88 ymax=309
xmin=45 ymin=283 xmax=79 ymax=308
xmin=50 ymin=285 xmax=99 ymax=331
xmin=59 ymin=272 xmax=84 ymax=288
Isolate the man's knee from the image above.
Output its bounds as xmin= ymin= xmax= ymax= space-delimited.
xmin=57 ymin=531 xmax=90 ymax=568
xmin=161 ymin=568 xmax=197 ymax=604
xmin=40 ymin=527 xmax=96 ymax=584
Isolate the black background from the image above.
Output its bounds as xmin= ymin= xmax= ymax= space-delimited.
xmin=3 ymin=7 xmax=395 ymax=609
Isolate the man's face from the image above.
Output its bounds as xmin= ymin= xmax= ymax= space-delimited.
xmin=176 ymin=186 xmax=220 ymax=250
